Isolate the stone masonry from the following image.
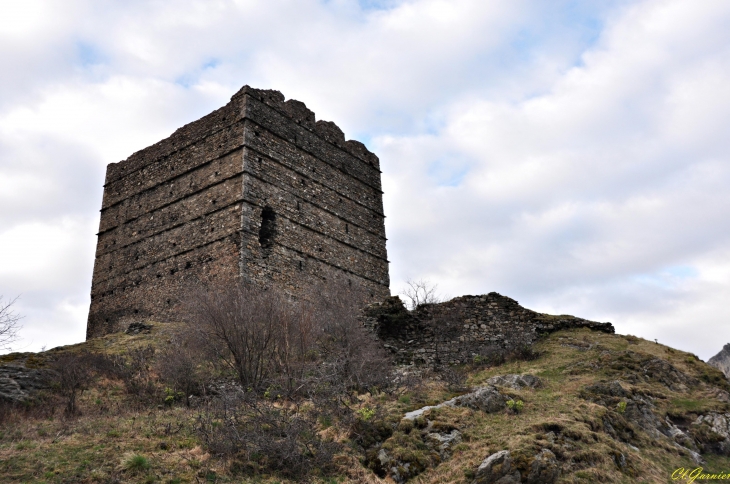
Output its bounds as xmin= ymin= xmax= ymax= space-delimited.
xmin=87 ymin=86 xmax=390 ymax=338
xmin=363 ymin=293 xmax=614 ymax=365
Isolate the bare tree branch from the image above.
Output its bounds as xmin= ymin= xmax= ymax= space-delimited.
xmin=400 ymin=279 xmax=444 ymax=310
xmin=0 ymin=295 xmax=23 ymax=351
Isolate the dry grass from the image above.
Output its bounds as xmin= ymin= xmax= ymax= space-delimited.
xmin=2 ymin=325 xmax=730 ymax=483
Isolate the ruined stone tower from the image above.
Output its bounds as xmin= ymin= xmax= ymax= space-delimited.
xmin=86 ymin=86 xmax=390 ymax=338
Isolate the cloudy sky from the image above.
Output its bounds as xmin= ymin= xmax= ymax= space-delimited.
xmin=1 ymin=0 xmax=729 ymax=359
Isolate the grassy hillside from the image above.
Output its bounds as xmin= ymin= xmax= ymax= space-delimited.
xmin=1 ymin=323 xmax=729 ymax=483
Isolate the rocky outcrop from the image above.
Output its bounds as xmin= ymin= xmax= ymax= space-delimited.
xmin=487 ymin=374 xmax=542 ymax=390
xmin=690 ymin=413 xmax=730 ymax=456
xmin=473 ymin=449 xmax=560 ymax=484
xmin=403 ymin=385 xmax=507 ymax=421
xmin=0 ymin=364 xmax=49 ymax=403
xmin=579 ymin=379 xmax=706 ymax=464
xmin=373 ymin=376 xmax=545 ymax=483
xmin=709 ymin=344 xmax=730 ymax=379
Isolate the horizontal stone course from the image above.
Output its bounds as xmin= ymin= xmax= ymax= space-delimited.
xmin=244 ymin=123 xmax=384 ymax=218
xmin=102 ymin=122 xmax=244 ymax=209
xmin=243 ymin=147 xmax=386 ymax=241
xmin=97 ymin=176 xmax=243 ymax=256
xmin=241 ymin=170 xmax=386 ymax=260
xmin=104 ymin=101 xmax=243 ymax=185
xmin=93 ymin=204 xmax=242 ymax=284
xmin=88 ymin=235 xmax=240 ymax=338
xmin=99 ymin=149 xmax=243 ymax=233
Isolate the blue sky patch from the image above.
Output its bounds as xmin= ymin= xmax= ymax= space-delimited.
xmin=428 ymin=157 xmax=471 ymax=187
xmin=356 ymin=0 xmax=400 ymax=11
xmin=75 ymin=42 xmax=105 ymax=67
xmin=664 ymin=265 xmax=699 ymax=279
xmin=175 ymin=58 xmax=221 ymax=88
xmin=634 ymin=265 xmax=698 ymax=289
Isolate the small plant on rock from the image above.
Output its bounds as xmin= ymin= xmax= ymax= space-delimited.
xmin=617 ymin=401 xmax=627 ymax=414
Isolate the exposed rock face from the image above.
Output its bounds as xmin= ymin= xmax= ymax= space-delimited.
xmin=709 ymin=344 xmax=730 ymax=379
xmin=474 ymin=450 xmax=519 ymax=484
xmin=403 ymin=384 xmax=507 ymax=421
xmin=487 ymin=374 xmax=542 ymax=390
xmin=452 ymin=386 xmax=507 ymax=414
xmin=375 ymin=378 xmax=540 ymax=483
xmin=473 ymin=449 xmax=559 ymax=484
xmin=363 ymin=294 xmax=614 ymax=365
xmin=691 ymin=413 xmax=730 ymax=455
xmin=87 ymin=86 xmax=389 ymax=338
xmin=579 ymin=378 xmax=706 ymax=463
xmin=125 ymin=322 xmax=153 ymax=335
xmin=0 ymin=364 xmax=48 ymax=403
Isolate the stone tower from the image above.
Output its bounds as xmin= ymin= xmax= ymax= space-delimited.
xmin=86 ymin=86 xmax=390 ymax=338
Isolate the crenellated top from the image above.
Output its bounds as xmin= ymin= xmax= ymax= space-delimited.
xmin=104 ymin=85 xmax=380 ymax=186
xmin=232 ymin=85 xmax=380 ymax=169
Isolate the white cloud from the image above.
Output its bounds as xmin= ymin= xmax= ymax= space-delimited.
xmin=1 ymin=0 xmax=729 ymax=360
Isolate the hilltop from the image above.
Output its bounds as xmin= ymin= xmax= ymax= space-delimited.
xmin=1 ymin=319 xmax=730 ymax=483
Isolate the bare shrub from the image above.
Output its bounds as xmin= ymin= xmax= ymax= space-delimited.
xmin=400 ymin=279 xmax=444 ymax=310
xmin=185 ymin=279 xmax=393 ymax=397
xmin=196 ymin=395 xmax=341 ymax=478
xmin=508 ymin=345 xmax=541 ymax=362
xmin=185 ymin=282 xmax=309 ymax=393
xmin=155 ymin=333 xmax=209 ymax=407
xmin=471 ymin=345 xmax=507 ymax=368
xmin=101 ymin=346 xmax=158 ymax=403
xmin=0 ymin=295 xmax=23 ymax=351
xmin=47 ymin=353 xmax=107 ymax=415
xmin=0 ymin=399 xmax=12 ymax=424
xmin=313 ymin=280 xmax=393 ymax=395
xmin=439 ymin=365 xmax=469 ymax=393
xmin=185 ymin=278 xmax=396 ymax=479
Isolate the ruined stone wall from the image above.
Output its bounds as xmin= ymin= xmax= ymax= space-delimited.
xmin=87 ymin=86 xmax=389 ymax=338
xmin=362 ymin=293 xmax=614 ymax=365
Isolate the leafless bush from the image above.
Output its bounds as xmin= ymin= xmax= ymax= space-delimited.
xmin=439 ymin=365 xmax=469 ymax=393
xmin=508 ymin=345 xmax=541 ymax=362
xmin=185 ymin=279 xmax=393 ymax=398
xmin=101 ymin=346 xmax=158 ymax=403
xmin=196 ymin=395 xmax=341 ymax=478
xmin=0 ymin=399 xmax=12 ymax=424
xmin=313 ymin=281 xmax=393 ymax=395
xmin=471 ymin=345 xmax=507 ymax=367
xmin=185 ymin=282 xmax=313 ymax=393
xmin=185 ymin=278 xmax=396 ymax=478
xmin=155 ymin=333 xmax=209 ymax=406
xmin=400 ymin=279 xmax=444 ymax=310
xmin=47 ymin=353 xmax=107 ymax=415
xmin=0 ymin=295 xmax=23 ymax=351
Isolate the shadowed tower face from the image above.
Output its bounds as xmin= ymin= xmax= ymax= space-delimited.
xmin=86 ymin=86 xmax=390 ymax=339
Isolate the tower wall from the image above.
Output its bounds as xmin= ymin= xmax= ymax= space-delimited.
xmin=87 ymin=86 xmax=390 ymax=338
